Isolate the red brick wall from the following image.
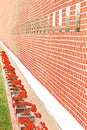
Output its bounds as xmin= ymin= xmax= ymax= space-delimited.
xmin=0 ymin=0 xmax=87 ymax=129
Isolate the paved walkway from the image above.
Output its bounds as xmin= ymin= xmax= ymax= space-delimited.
xmin=1 ymin=52 xmax=61 ymax=130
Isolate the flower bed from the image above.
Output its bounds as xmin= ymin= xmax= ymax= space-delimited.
xmin=2 ymin=51 xmax=48 ymax=130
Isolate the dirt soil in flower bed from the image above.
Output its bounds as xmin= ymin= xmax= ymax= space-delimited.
xmin=0 ymin=63 xmax=12 ymax=130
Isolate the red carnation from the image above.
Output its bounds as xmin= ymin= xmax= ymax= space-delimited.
xmin=12 ymin=102 xmax=18 ymax=108
xmin=34 ymin=112 xmax=42 ymax=118
xmin=17 ymin=85 xmax=24 ymax=90
xmin=40 ymin=122 xmax=45 ymax=127
xmin=31 ymin=104 xmax=37 ymax=112
xmin=13 ymin=89 xmax=27 ymax=101
xmin=24 ymin=121 xmax=35 ymax=130
xmin=19 ymin=102 xmax=29 ymax=107
xmin=24 ymin=109 xmax=31 ymax=115
xmin=18 ymin=117 xmax=32 ymax=125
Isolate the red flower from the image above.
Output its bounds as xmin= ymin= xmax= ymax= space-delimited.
xmin=25 ymin=102 xmax=33 ymax=106
xmin=3 ymin=60 xmax=10 ymax=66
xmin=12 ymin=79 xmax=21 ymax=87
xmin=12 ymin=102 xmax=18 ymax=108
xmin=18 ymin=117 xmax=35 ymax=127
xmin=18 ymin=101 xmax=32 ymax=107
xmin=17 ymin=85 xmax=24 ymax=90
xmin=18 ymin=117 xmax=24 ymax=124
xmin=18 ymin=117 xmax=31 ymax=124
xmin=31 ymin=104 xmax=37 ymax=112
xmin=19 ymin=102 xmax=30 ymax=107
xmin=11 ymin=81 xmax=17 ymax=87
xmin=16 ymin=79 xmax=21 ymax=84
xmin=24 ymin=121 xmax=35 ymax=130
xmin=3 ymin=64 xmax=9 ymax=69
xmin=6 ymin=74 xmax=12 ymax=79
xmin=40 ymin=122 xmax=45 ymax=127
xmin=2 ymin=51 xmax=5 ymax=56
xmin=34 ymin=113 xmax=42 ymax=118
xmin=13 ymin=89 xmax=27 ymax=101
xmin=44 ymin=127 xmax=48 ymax=130
xmin=6 ymin=72 xmax=18 ymax=80
xmin=6 ymin=65 xmax=15 ymax=71
xmin=24 ymin=109 xmax=31 ymax=115
xmin=40 ymin=122 xmax=48 ymax=130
